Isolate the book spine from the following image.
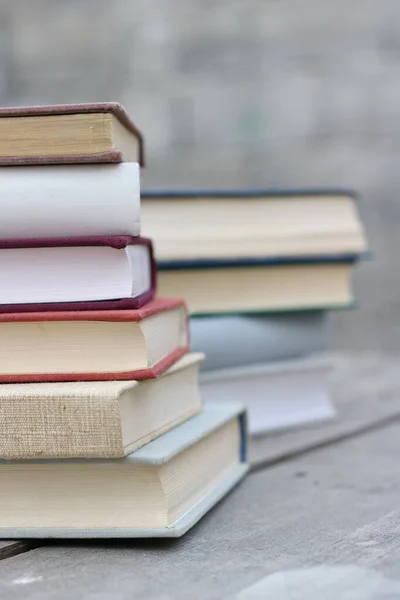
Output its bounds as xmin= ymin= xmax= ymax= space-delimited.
xmin=238 ymin=412 xmax=248 ymax=463
xmin=0 ymin=397 xmax=124 ymax=459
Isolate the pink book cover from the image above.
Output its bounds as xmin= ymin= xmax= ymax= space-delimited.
xmin=0 ymin=236 xmax=156 ymax=313
xmin=0 ymin=102 xmax=145 ymax=166
xmin=0 ymin=298 xmax=189 ymax=383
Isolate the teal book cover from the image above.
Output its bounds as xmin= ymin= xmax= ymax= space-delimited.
xmin=0 ymin=403 xmax=248 ymax=539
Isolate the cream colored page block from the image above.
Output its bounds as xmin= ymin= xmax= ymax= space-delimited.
xmin=0 ymin=463 xmax=166 ymax=529
xmin=111 ymin=115 xmax=140 ymax=162
xmin=0 ymin=321 xmax=147 ymax=374
xmin=161 ymin=419 xmax=240 ymax=524
xmin=141 ymin=196 xmax=367 ymax=260
xmin=0 ymin=113 xmax=113 ymax=157
xmin=120 ymin=354 xmax=203 ymax=453
xmin=158 ymin=264 xmax=353 ymax=314
xmin=141 ymin=308 xmax=188 ymax=367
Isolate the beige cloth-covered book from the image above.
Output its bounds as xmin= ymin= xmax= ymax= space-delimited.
xmin=0 ymin=353 xmax=203 ymax=459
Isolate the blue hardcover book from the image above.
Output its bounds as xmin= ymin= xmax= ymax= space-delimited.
xmin=143 ymin=188 xmax=359 ymax=199
xmin=141 ymin=188 xmax=367 ymax=265
xmin=0 ymin=403 xmax=248 ymax=539
xmin=191 ymin=311 xmax=331 ymax=371
xmin=157 ymin=256 xmax=359 ymax=316
xmin=156 ymin=253 xmax=363 ymax=271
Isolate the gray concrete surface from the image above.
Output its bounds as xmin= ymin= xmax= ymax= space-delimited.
xmin=1 ymin=409 xmax=400 ymax=599
xmin=0 ymin=352 xmax=400 ymax=598
xmin=0 ymin=0 xmax=397 ymax=351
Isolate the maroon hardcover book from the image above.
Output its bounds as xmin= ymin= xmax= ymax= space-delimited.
xmin=0 ymin=102 xmax=145 ymax=166
xmin=0 ymin=236 xmax=156 ymax=313
xmin=0 ymin=298 xmax=188 ymax=383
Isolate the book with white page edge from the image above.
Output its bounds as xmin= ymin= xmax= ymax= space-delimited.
xmin=199 ymin=356 xmax=335 ymax=436
xmin=0 ymin=163 xmax=140 ymax=239
xmin=0 ymin=236 xmax=155 ymax=310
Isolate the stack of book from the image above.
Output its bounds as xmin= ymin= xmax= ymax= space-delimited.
xmin=0 ymin=104 xmax=247 ymax=539
xmin=142 ymin=189 xmax=368 ymax=435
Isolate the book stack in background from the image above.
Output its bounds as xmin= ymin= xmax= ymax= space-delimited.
xmin=141 ymin=189 xmax=368 ymax=435
xmin=0 ymin=104 xmax=247 ymax=539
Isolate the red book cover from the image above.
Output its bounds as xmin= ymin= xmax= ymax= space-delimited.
xmin=0 ymin=236 xmax=156 ymax=313
xmin=0 ymin=298 xmax=189 ymax=383
xmin=0 ymin=102 xmax=145 ymax=166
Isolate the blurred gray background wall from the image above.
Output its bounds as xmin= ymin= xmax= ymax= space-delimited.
xmin=0 ymin=0 xmax=396 ymax=351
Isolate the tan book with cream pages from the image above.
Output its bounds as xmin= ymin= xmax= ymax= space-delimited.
xmin=0 ymin=353 xmax=203 ymax=460
xmin=0 ymin=102 xmax=144 ymax=165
